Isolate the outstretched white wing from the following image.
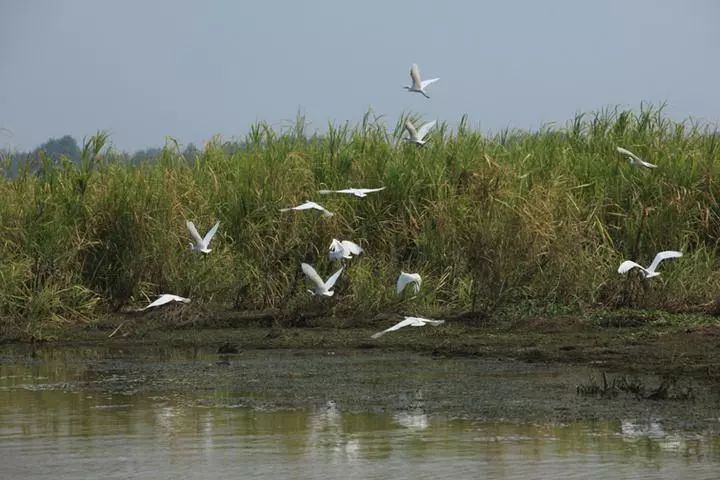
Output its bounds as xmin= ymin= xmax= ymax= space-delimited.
xmin=404 ymin=120 xmax=419 ymax=140
xmin=397 ymin=272 xmax=422 ymax=294
xmin=406 ymin=316 xmax=445 ymax=327
xmin=617 ymin=146 xmax=656 ymax=168
xmin=617 ymin=260 xmax=644 ymax=274
xmin=324 ymin=267 xmax=344 ymax=289
xmin=410 ymin=64 xmax=422 ymax=89
xmin=647 ymin=250 xmax=682 ymax=272
xmin=143 ymin=294 xmax=190 ymax=310
xmin=203 ymin=220 xmax=220 ymax=245
xmin=416 ymin=121 xmax=436 ymax=141
xmin=420 ymin=77 xmax=439 ymax=89
xmin=301 ymin=263 xmax=326 ymax=290
xmin=616 ymin=146 xmax=640 ymax=161
xmin=371 ymin=318 xmax=416 ymax=338
xmin=186 ymin=221 xmax=203 ymax=245
xmin=340 ymin=240 xmax=363 ymax=256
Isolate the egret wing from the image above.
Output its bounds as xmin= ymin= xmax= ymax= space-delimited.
xmin=371 ymin=318 xmax=415 ymax=338
xmin=340 ymin=240 xmax=363 ymax=256
xmin=410 ymin=64 xmax=422 ymax=88
xmin=404 ymin=120 xmax=419 ymax=139
xmin=324 ymin=267 xmax=344 ymax=289
xmin=618 ymin=260 xmax=644 ymax=274
xmin=647 ymin=251 xmax=682 ymax=272
xmin=301 ymin=263 xmax=326 ymax=290
xmin=416 ymin=121 xmax=436 ymax=141
xmin=203 ymin=221 xmax=220 ymax=245
xmin=186 ymin=221 xmax=203 ymax=244
xmin=420 ymin=77 xmax=439 ymax=89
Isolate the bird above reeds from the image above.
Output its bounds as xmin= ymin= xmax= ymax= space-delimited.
xmin=618 ymin=251 xmax=682 ymax=278
xmin=187 ymin=220 xmax=220 ymax=254
xmin=616 ymin=147 xmax=657 ymax=169
xmin=142 ymin=294 xmax=190 ymax=310
xmin=404 ymin=120 xmax=436 ymax=146
xmin=371 ymin=316 xmax=445 ymax=338
xmin=280 ymin=201 xmax=334 ymax=217
xmin=397 ymin=271 xmax=422 ymax=294
xmin=318 ymin=187 xmax=385 ymax=198
xmin=329 ymin=239 xmax=363 ymax=262
xmin=301 ymin=263 xmax=343 ymax=296
xmin=403 ymin=63 xmax=439 ymax=99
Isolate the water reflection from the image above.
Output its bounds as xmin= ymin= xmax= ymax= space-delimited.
xmin=1 ymin=349 xmax=719 ymax=479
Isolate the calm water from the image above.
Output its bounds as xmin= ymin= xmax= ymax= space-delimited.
xmin=1 ymin=346 xmax=719 ymax=479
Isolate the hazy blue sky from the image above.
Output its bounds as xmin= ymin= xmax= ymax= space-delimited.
xmin=1 ymin=0 xmax=719 ymax=151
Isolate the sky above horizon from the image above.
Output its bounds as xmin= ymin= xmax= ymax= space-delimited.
xmin=1 ymin=0 xmax=719 ymax=152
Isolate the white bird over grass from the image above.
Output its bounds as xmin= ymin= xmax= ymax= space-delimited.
xmin=187 ymin=220 xmax=220 ymax=254
xmin=397 ymin=271 xmax=422 ymax=295
xmin=302 ymin=263 xmax=344 ymax=297
xmin=142 ymin=294 xmax=191 ymax=311
xmin=371 ymin=316 xmax=445 ymax=338
xmin=329 ymin=239 xmax=363 ymax=261
xmin=404 ymin=120 xmax=436 ymax=146
xmin=403 ymin=63 xmax=439 ymax=99
xmin=280 ymin=201 xmax=334 ymax=217
xmin=618 ymin=251 xmax=683 ymax=279
xmin=616 ymin=147 xmax=658 ymax=169
xmin=318 ymin=187 xmax=385 ymax=198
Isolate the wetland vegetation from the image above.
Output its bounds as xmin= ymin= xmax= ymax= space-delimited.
xmin=1 ymin=105 xmax=720 ymax=359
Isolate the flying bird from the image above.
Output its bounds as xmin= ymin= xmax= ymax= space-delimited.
xmin=404 ymin=120 xmax=436 ymax=146
xmin=318 ymin=187 xmax=385 ymax=198
xmin=616 ymin=147 xmax=657 ymax=169
xmin=397 ymin=271 xmax=422 ymax=295
xmin=280 ymin=201 xmax=334 ymax=217
xmin=301 ymin=263 xmax=343 ymax=296
xmin=618 ymin=251 xmax=683 ymax=278
xmin=403 ymin=64 xmax=439 ymax=99
xmin=142 ymin=294 xmax=191 ymax=311
xmin=187 ymin=220 xmax=220 ymax=254
xmin=371 ymin=316 xmax=445 ymax=338
xmin=329 ymin=239 xmax=363 ymax=261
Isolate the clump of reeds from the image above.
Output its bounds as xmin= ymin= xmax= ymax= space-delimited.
xmin=1 ymin=105 xmax=719 ymax=338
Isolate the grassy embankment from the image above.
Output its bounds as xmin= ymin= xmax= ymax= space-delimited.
xmin=2 ymin=106 xmax=720 ymax=342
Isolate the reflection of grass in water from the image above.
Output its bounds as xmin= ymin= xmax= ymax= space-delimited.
xmin=577 ymin=372 xmax=695 ymax=401
xmin=2 ymin=105 xmax=720 ymax=339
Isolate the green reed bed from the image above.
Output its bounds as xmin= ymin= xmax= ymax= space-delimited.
xmin=1 ymin=106 xmax=719 ymax=338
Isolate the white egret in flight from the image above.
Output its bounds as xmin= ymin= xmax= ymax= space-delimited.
xmin=318 ymin=187 xmax=385 ymax=198
xmin=397 ymin=271 xmax=422 ymax=295
xmin=329 ymin=239 xmax=363 ymax=261
xmin=616 ymin=147 xmax=657 ymax=169
xmin=372 ymin=316 xmax=444 ymax=338
xmin=618 ymin=251 xmax=682 ymax=278
xmin=187 ymin=220 xmax=220 ymax=254
xmin=280 ymin=201 xmax=334 ymax=217
xmin=142 ymin=294 xmax=191 ymax=311
xmin=404 ymin=120 xmax=436 ymax=146
xmin=301 ymin=263 xmax=343 ymax=296
xmin=403 ymin=63 xmax=439 ymax=98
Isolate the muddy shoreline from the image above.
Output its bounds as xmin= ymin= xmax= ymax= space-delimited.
xmin=5 ymin=307 xmax=720 ymax=380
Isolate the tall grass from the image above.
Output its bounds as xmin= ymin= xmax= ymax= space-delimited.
xmin=1 ymin=105 xmax=719 ymax=337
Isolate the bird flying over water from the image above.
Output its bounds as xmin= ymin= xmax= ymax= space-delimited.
xmin=302 ymin=263 xmax=343 ymax=296
xmin=371 ymin=316 xmax=444 ymax=338
xmin=280 ymin=201 xmax=334 ymax=217
xmin=404 ymin=120 xmax=436 ymax=146
xmin=187 ymin=220 xmax=220 ymax=254
xmin=318 ymin=187 xmax=385 ymax=198
xmin=329 ymin=239 xmax=363 ymax=262
xmin=616 ymin=147 xmax=657 ymax=169
xmin=142 ymin=294 xmax=191 ymax=311
xmin=397 ymin=271 xmax=422 ymax=295
xmin=618 ymin=251 xmax=682 ymax=278
xmin=403 ymin=64 xmax=439 ymax=99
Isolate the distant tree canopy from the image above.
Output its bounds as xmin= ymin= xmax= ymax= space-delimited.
xmin=34 ymin=135 xmax=81 ymax=162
